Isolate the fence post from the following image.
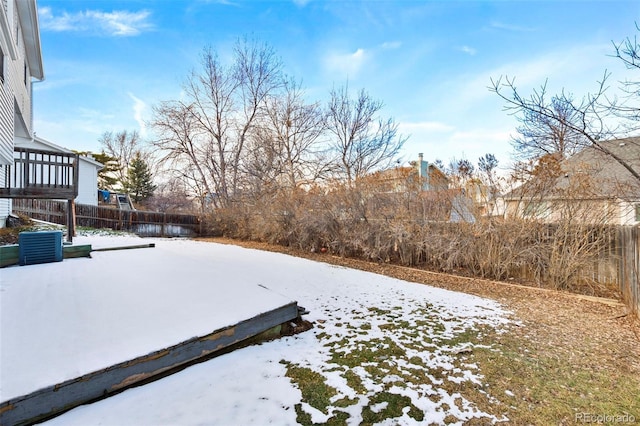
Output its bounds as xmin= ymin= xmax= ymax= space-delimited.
xmin=66 ymin=199 xmax=75 ymax=243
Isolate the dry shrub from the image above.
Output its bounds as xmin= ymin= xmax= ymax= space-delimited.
xmin=201 ymin=184 xmax=616 ymax=295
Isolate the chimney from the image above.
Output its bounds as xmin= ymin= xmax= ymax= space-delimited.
xmin=418 ymin=153 xmax=423 ymax=178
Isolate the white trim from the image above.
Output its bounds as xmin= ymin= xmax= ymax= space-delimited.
xmin=0 ymin=0 xmax=17 ymax=60
xmin=15 ymin=0 xmax=42 ymax=80
xmin=0 ymin=0 xmax=18 ymax=61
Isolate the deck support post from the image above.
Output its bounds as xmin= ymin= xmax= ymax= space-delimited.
xmin=67 ymin=199 xmax=75 ymax=243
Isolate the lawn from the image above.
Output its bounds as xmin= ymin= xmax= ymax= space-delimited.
xmin=206 ymin=238 xmax=640 ymax=425
xmin=2 ymin=231 xmax=639 ymax=425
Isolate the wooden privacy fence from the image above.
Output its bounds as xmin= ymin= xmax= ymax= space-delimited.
xmin=617 ymin=226 xmax=640 ymax=318
xmin=10 ymin=198 xmax=640 ymax=317
xmin=12 ymin=199 xmax=201 ymax=238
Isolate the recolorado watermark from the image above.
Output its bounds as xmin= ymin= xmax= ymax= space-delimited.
xmin=575 ymin=412 xmax=636 ymax=424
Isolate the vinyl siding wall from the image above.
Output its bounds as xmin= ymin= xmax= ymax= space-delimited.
xmin=0 ymin=19 xmax=12 ymax=225
xmin=77 ymin=160 xmax=99 ymax=205
xmin=1 ymin=0 xmax=34 ymax=224
xmin=10 ymin=0 xmax=33 ymax=139
xmin=0 ymin=0 xmax=16 ymax=165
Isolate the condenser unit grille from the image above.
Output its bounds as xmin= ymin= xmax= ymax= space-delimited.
xmin=18 ymin=231 xmax=64 ymax=266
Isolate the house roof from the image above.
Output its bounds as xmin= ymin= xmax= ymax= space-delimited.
xmin=362 ymin=163 xmax=448 ymax=191
xmin=16 ymin=0 xmax=44 ymax=80
xmin=17 ymin=136 xmax=104 ymax=170
xmin=504 ymin=137 xmax=640 ymax=200
xmin=558 ymin=137 xmax=640 ymax=198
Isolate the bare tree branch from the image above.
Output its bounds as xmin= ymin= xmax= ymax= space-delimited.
xmin=325 ymin=84 xmax=406 ymax=185
xmin=490 ymin=73 xmax=640 ymax=184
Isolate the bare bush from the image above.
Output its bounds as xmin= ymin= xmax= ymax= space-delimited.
xmin=202 ymin=174 xmax=617 ymax=297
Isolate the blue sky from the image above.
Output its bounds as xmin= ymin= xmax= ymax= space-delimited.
xmin=33 ymin=0 xmax=638 ymax=171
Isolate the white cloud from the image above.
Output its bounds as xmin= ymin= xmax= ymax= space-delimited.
xmin=448 ymin=129 xmax=512 ymax=149
xmin=432 ymin=41 xmax=627 ymax=122
xmin=324 ymin=48 xmax=368 ymax=78
xmin=459 ymin=45 xmax=477 ymax=56
xmin=399 ymin=121 xmax=454 ymax=134
xmin=78 ymin=107 xmax=115 ymax=121
xmin=38 ymin=7 xmax=153 ymax=36
xmin=489 ymin=21 xmax=536 ymax=33
xmin=402 ymin=126 xmax=514 ymax=167
xmin=393 ymin=42 xmax=628 ymax=166
xmin=447 ymin=129 xmax=515 ymax=167
xmin=322 ymin=41 xmax=404 ymax=80
xmin=129 ymin=93 xmax=148 ymax=137
xmin=292 ymin=0 xmax=311 ymax=6
xmin=380 ymin=41 xmax=402 ymax=50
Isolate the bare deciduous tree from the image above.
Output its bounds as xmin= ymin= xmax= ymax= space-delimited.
xmin=151 ymin=101 xmax=216 ymax=205
xmin=490 ymin=26 xmax=640 ymax=184
xmin=150 ymin=38 xmax=284 ymax=207
xmin=245 ymin=78 xmax=327 ymax=190
xmin=98 ymin=130 xmax=145 ymax=189
xmin=145 ymin=178 xmax=194 ymax=213
xmin=325 ymin=84 xmax=406 ymax=185
xmin=511 ymin=92 xmax=586 ymax=160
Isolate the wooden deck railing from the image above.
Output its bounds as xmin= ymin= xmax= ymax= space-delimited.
xmin=0 ymin=148 xmax=78 ymax=199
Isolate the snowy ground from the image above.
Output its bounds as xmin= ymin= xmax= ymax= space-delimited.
xmin=0 ymin=234 xmax=295 ymax=402
xmin=1 ymin=234 xmax=512 ymax=425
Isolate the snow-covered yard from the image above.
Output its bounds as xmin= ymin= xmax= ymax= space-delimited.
xmin=1 ymin=234 xmax=512 ymax=425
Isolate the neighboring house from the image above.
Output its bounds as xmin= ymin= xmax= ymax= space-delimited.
xmin=362 ymin=153 xmax=476 ymax=222
xmin=460 ymin=179 xmax=502 ymax=218
xmin=364 ymin=153 xmax=449 ymax=193
xmin=0 ymin=0 xmax=44 ymax=227
xmin=15 ymin=136 xmax=103 ymax=205
xmin=502 ymin=138 xmax=640 ymax=225
xmin=409 ymin=153 xmax=475 ymax=222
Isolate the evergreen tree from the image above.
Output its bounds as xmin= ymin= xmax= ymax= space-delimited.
xmin=73 ymin=150 xmax=122 ymax=190
xmin=92 ymin=151 xmax=122 ymax=190
xmin=124 ymin=153 xmax=156 ymax=203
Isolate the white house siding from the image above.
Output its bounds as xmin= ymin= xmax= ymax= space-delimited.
xmin=2 ymin=1 xmax=33 ymax=141
xmin=12 ymin=7 xmax=33 ymax=140
xmin=0 ymin=0 xmax=19 ymax=225
xmin=76 ymin=159 xmax=99 ymax=205
xmin=0 ymin=50 xmax=13 ymax=226
xmin=0 ymin=87 xmax=13 ymax=165
xmin=0 ymin=0 xmax=8 ymax=221
xmin=0 ymin=174 xmax=7 ymax=226
xmin=0 ymin=1 xmax=16 ymax=165
xmin=0 ymin=0 xmax=42 ymax=226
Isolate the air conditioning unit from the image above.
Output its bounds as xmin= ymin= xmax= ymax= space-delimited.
xmin=18 ymin=231 xmax=64 ymax=266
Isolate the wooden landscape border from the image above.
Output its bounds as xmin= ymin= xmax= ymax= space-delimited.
xmin=0 ymin=244 xmax=92 ymax=267
xmin=0 ymin=302 xmax=300 ymax=426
